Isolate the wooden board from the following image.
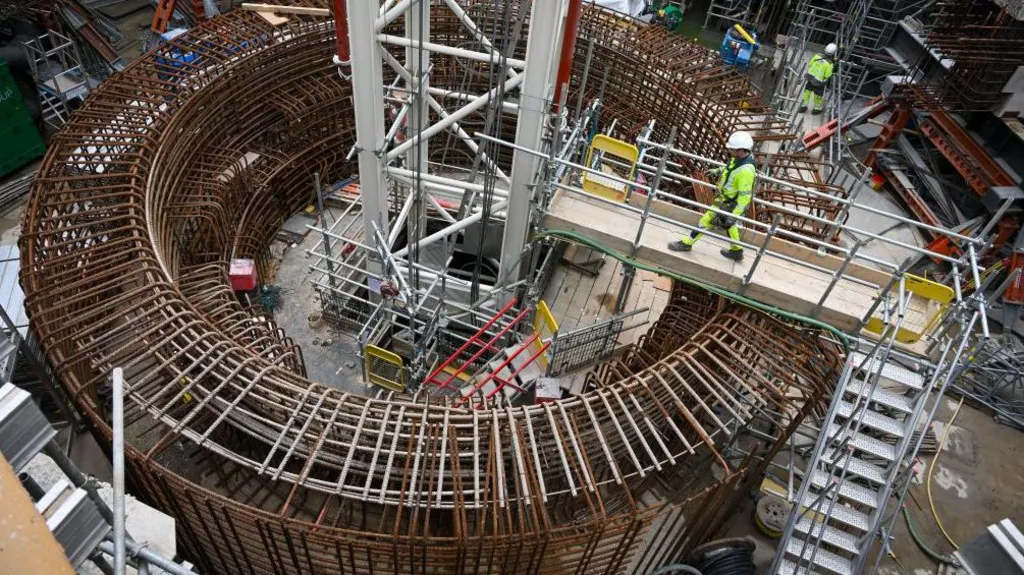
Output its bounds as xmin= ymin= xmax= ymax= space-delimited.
xmin=241 ymin=3 xmax=330 ymax=16
xmin=0 ymin=457 xmax=76 ymax=575
xmin=543 ymin=191 xmax=935 ymax=340
xmin=256 ymin=10 xmax=289 ymax=25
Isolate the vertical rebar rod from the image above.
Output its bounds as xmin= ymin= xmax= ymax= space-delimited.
xmin=573 ymin=38 xmax=596 ymax=122
xmin=314 ymin=172 xmax=337 ymax=288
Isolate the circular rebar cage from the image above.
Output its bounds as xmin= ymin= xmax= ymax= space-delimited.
xmin=20 ymin=4 xmax=843 ymax=573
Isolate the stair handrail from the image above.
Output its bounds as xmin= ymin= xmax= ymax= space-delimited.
xmin=788 ymin=289 xmax=913 ymax=573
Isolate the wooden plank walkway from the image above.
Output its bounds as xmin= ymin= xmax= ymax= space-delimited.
xmin=543 ymin=191 xmax=939 ymax=338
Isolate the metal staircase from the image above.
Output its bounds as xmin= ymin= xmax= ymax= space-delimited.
xmin=457 ymin=343 xmax=545 ymax=402
xmin=424 ymin=298 xmax=549 ymax=404
xmin=772 ymin=288 xmax=927 ymax=575
xmin=702 ymin=0 xmax=757 ymax=31
xmin=771 ymin=279 xmax=983 ymax=574
xmin=22 ymin=30 xmax=91 ymax=131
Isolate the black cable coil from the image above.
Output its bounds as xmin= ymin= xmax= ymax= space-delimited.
xmin=692 ymin=544 xmax=756 ymax=575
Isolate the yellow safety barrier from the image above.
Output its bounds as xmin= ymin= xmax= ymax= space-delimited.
xmin=582 ymin=134 xmax=639 ymax=202
xmin=865 ymin=273 xmax=954 ymax=344
xmin=364 ymin=344 xmax=406 ymax=392
xmin=532 ymin=300 xmax=558 ymax=370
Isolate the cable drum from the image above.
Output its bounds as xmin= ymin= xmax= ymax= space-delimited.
xmin=755 ymin=493 xmax=791 ymax=538
xmin=688 ymin=537 xmax=757 ymax=575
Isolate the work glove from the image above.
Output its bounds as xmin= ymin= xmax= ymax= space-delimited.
xmin=705 ymin=166 xmax=723 ymax=178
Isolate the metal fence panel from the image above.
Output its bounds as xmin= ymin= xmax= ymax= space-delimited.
xmin=547 ymin=318 xmax=624 ymax=377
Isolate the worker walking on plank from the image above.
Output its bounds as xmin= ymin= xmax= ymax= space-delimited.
xmin=668 ymin=130 xmax=757 ymax=261
xmin=799 ymin=43 xmax=836 ymax=115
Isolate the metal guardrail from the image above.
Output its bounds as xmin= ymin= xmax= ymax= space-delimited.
xmin=365 ymin=344 xmax=407 ymax=392
xmin=478 ymin=131 xmax=986 ymax=347
xmin=532 ymin=300 xmax=558 ymax=371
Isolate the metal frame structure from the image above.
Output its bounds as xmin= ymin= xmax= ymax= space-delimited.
xmin=21 ymin=29 xmax=91 ymax=130
xmin=17 ymin=3 xmax=995 ymax=575
xmin=0 ymin=380 xmax=193 ymax=575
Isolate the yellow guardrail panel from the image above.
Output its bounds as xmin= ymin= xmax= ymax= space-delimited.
xmin=532 ymin=300 xmax=558 ymax=369
xmin=365 ymin=344 xmax=406 ymax=392
xmin=582 ymin=134 xmax=640 ymax=202
xmin=865 ymin=273 xmax=954 ymax=344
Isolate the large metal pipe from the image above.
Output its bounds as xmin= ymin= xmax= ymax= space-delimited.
xmin=332 ymin=0 xmax=350 ymax=63
xmin=554 ymin=0 xmax=583 ymax=110
xmin=378 ymin=34 xmax=526 ymax=68
xmin=386 ymin=72 xmax=524 ymax=161
xmin=393 ymin=199 xmax=509 ymax=258
xmin=97 ymin=539 xmax=194 ymax=575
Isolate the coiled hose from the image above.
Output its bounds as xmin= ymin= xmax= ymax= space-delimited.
xmin=692 ymin=545 xmax=757 ymax=575
xmin=534 ymin=230 xmax=853 ymax=355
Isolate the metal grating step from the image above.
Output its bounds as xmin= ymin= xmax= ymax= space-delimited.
xmin=836 ymin=400 xmax=905 ymax=437
xmin=794 ymin=516 xmax=861 ymax=555
xmin=846 ymin=380 xmax=915 ymax=414
xmin=826 ymin=423 xmax=897 ymax=461
xmin=850 ymin=351 xmax=925 ymax=390
xmin=778 ymin=558 xmax=824 ymax=575
xmin=799 ymin=490 xmax=871 ymax=532
xmin=822 ymin=448 xmax=887 ymax=485
xmin=0 ymin=339 xmax=16 ymax=359
xmin=506 ymin=347 xmax=543 ymax=386
xmin=786 ymin=537 xmax=853 ymax=575
xmin=809 ymin=469 xmax=881 ymax=509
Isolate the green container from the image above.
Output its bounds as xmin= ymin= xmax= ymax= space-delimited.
xmin=0 ymin=61 xmax=46 ymax=178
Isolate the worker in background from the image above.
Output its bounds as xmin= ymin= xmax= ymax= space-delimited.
xmin=799 ymin=43 xmax=837 ymax=115
xmin=668 ymin=130 xmax=756 ymax=261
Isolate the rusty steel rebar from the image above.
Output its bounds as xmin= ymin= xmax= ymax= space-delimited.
xmin=20 ymin=3 xmax=845 ymax=573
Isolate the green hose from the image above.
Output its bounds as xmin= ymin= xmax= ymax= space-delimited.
xmin=535 ymin=229 xmax=852 ymax=355
xmin=902 ymin=507 xmax=960 ymax=566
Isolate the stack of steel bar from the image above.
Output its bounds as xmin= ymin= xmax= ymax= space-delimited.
xmin=915 ymin=0 xmax=1024 ymax=111
xmin=20 ymin=4 xmax=846 ymax=573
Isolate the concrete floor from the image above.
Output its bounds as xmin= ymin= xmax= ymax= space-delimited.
xmin=267 ymin=226 xmax=366 ymax=394
xmin=871 ymin=396 xmax=1024 ymax=574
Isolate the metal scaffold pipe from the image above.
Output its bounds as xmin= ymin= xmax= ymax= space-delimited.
xmin=111 ymin=367 xmax=126 ymax=575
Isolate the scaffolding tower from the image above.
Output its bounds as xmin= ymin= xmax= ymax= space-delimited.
xmin=21 ymin=30 xmax=90 ymax=131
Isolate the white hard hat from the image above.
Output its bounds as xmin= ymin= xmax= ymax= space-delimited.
xmin=726 ymin=130 xmax=754 ymax=151
xmin=825 ymin=43 xmax=837 ymax=55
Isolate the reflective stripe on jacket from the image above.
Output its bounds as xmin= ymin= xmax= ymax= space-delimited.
xmin=717 ymin=155 xmax=757 ymax=214
xmin=807 ymin=54 xmax=834 ymax=83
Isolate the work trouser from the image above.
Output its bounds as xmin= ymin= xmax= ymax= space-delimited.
xmin=681 ymin=197 xmax=745 ymax=252
xmin=802 ymin=80 xmax=826 ymax=112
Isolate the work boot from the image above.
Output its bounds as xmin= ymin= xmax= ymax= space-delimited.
xmin=720 ymin=248 xmax=743 ymax=261
xmin=668 ymin=240 xmax=692 ymax=252
xmin=798 ymin=105 xmax=807 ymax=113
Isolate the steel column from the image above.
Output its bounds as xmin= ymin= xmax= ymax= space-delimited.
xmin=554 ymin=0 xmax=583 ymax=110
xmin=346 ymin=0 xmax=390 ymax=267
xmin=498 ymin=0 xmax=567 ymax=290
xmin=405 ymin=0 xmax=429 ymax=278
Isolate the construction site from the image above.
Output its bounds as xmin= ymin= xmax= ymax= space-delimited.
xmin=2 ymin=0 xmax=1024 ymax=573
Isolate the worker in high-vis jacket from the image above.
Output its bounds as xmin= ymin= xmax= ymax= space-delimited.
xmin=669 ymin=130 xmax=756 ymax=261
xmin=799 ymin=43 xmax=836 ymax=114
